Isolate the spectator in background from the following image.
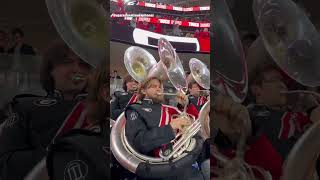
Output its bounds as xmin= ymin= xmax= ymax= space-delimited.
xmin=194 ymin=29 xmax=200 ymax=39
xmin=200 ymin=28 xmax=210 ymax=39
xmin=154 ymin=19 xmax=162 ymax=34
xmin=117 ymin=0 xmax=125 ymax=14
xmin=7 ymin=28 xmax=36 ymax=55
xmin=7 ymin=28 xmax=37 ymax=89
xmin=112 ymin=70 xmax=121 ymax=79
xmin=137 ymin=20 xmax=150 ymax=31
xmin=130 ymin=17 xmax=137 ymax=29
xmin=0 ymin=30 xmax=8 ymax=53
xmin=172 ymin=18 xmax=182 ymax=36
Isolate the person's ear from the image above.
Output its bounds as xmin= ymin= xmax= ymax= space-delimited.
xmin=141 ymin=88 xmax=146 ymax=95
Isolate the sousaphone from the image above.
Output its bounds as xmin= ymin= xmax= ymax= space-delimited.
xmin=188 ymin=58 xmax=210 ymax=139
xmin=46 ymin=0 xmax=107 ymax=67
xmin=210 ymin=0 xmax=264 ymax=179
xmin=251 ymin=0 xmax=320 ymax=179
xmin=189 ymin=58 xmax=210 ymax=90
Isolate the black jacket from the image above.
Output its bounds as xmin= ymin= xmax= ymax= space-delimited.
xmin=46 ymin=125 xmax=110 ymax=180
xmin=111 ymin=91 xmax=136 ymax=120
xmin=125 ymin=99 xmax=176 ymax=155
xmin=0 ymin=92 xmax=87 ymax=180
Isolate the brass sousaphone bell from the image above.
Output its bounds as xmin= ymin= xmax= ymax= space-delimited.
xmin=46 ymin=0 xmax=107 ymax=67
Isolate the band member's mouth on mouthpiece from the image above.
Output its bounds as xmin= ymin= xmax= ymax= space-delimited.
xmin=71 ymin=74 xmax=86 ymax=82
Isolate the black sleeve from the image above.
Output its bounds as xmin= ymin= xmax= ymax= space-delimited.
xmin=0 ymin=148 xmax=45 ymax=180
xmin=0 ymin=103 xmax=46 ymax=179
xmin=0 ymin=111 xmax=30 ymax=155
xmin=110 ymin=94 xmax=122 ymax=120
xmin=125 ymin=109 xmax=175 ymax=154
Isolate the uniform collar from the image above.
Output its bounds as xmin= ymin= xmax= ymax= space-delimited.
xmin=143 ymin=98 xmax=153 ymax=104
xmin=189 ymin=95 xmax=200 ymax=99
xmin=50 ymin=89 xmax=87 ymax=101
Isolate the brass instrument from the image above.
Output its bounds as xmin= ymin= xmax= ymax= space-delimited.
xmin=251 ymin=0 xmax=320 ymax=179
xmin=124 ymin=46 xmax=157 ymax=83
xmin=209 ymin=0 xmax=268 ymax=179
xmin=188 ymin=58 xmax=210 ymax=90
xmin=46 ymin=0 xmax=107 ymax=67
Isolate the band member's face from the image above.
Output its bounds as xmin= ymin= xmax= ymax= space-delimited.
xmin=51 ymin=51 xmax=91 ymax=94
xmin=189 ymin=83 xmax=200 ymax=97
xmin=126 ymin=80 xmax=139 ymax=92
xmin=142 ymin=79 xmax=164 ymax=103
xmin=254 ymin=69 xmax=288 ymax=107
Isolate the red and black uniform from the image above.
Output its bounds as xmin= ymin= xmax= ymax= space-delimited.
xmin=154 ymin=23 xmax=162 ymax=34
xmin=110 ymin=91 xmax=138 ymax=120
xmin=188 ymin=95 xmax=208 ymax=112
xmin=211 ymin=104 xmax=314 ymax=180
xmin=0 ymin=90 xmax=88 ymax=180
xmin=125 ymin=98 xmax=203 ymax=180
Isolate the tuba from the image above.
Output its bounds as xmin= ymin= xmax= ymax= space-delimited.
xmin=46 ymin=0 xmax=107 ymax=67
xmin=124 ymin=46 xmax=157 ymax=83
xmin=189 ymin=58 xmax=210 ymax=90
xmin=209 ymin=0 xmax=271 ymax=179
xmin=188 ymin=58 xmax=210 ymax=96
xmin=251 ymin=0 xmax=320 ymax=179
xmin=150 ymin=38 xmax=188 ymax=91
xmin=188 ymin=58 xmax=210 ymax=140
xmin=111 ymin=38 xmax=205 ymax=178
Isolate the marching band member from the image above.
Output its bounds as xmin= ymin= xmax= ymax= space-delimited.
xmin=212 ymin=62 xmax=320 ymax=180
xmin=125 ymin=76 xmax=204 ymax=180
xmin=111 ymin=75 xmax=139 ymax=120
xmin=186 ymin=77 xmax=209 ymax=112
xmin=246 ymin=62 xmax=320 ymax=179
xmin=0 ymin=40 xmax=92 ymax=180
xmin=46 ymin=59 xmax=110 ymax=180
xmin=110 ymin=75 xmax=139 ymax=179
